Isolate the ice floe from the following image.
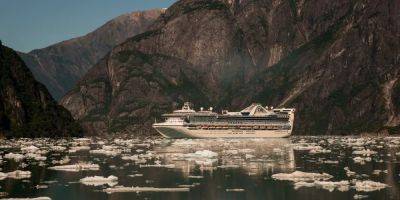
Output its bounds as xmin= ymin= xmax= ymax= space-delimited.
xmin=294 ymin=180 xmax=350 ymax=192
xmin=226 ymin=188 xmax=245 ymax=192
xmin=4 ymin=153 xmax=24 ymax=162
xmin=272 ymin=171 xmax=333 ymax=182
xmin=353 ymin=194 xmax=368 ymax=199
xmin=6 ymin=170 xmax=31 ymax=179
xmin=354 ymin=180 xmax=388 ymax=192
xmin=0 ymin=197 xmax=51 ymax=200
xmin=352 ymin=149 xmax=377 ymax=156
xmin=103 ymin=186 xmax=190 ymax=194
xmin=80 ymin=175 xmax=118 ymax=186
xmin=48 ymin=163 xmax=100 ymax=172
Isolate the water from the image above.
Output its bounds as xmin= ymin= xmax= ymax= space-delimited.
xmin=0 ymin=136 xmax=399 ymax=199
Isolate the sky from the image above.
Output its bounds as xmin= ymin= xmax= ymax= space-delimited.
xmin=0 ymin=0 xmax=176 ymax=52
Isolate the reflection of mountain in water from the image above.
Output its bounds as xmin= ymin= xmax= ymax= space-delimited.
xmin=154 ymin=139 xmax=295 ymax=177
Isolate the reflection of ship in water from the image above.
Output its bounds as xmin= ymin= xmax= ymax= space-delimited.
xmin=153 ymin=138 xmax=295 ymax=177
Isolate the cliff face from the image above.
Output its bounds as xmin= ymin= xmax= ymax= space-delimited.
xmin=19 ymin=9 xmax=164 ymax=100
xmin=61 ymin=0 xmax=400 ymax=135
xmin=0 ymin=45 xmax=82 ymax=138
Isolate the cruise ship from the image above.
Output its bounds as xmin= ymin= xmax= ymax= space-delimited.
xmin=153 ymin=102 xmax=295 ymax=138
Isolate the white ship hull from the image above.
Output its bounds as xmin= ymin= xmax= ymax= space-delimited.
xmin=153 ymin=125 xmax=292 ymax=138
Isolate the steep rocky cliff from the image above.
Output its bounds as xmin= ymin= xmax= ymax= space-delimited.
xmin=19 ymin=9 xmax=164 ymax=100
xmin=61 ymin=0 xmax=400 ymax=135
xmin=0 ymin=44 xmax=82 ymax=138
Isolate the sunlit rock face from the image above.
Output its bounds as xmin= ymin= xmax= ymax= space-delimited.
xmin=0 ymin=45 xmax=82 ymax=138
xmin=62 ymin=0 xmax=400 ymax=135
xmin=18 ymin=9 xmax=164 ymax=100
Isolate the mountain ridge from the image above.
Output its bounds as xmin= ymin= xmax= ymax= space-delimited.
xmin=19 ymin=9 xmax=165 ymax=100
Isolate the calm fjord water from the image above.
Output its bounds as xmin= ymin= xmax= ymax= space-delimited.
xmin=0 ymin=136 xmax=398 ymax=200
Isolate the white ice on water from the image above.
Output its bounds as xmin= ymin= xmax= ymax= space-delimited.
xmin=48 ymin=163 xmax=100 ymax=172
xmin=6 ymin=170 xmax=31 ymax=179
xmin=4 ymin=153 xmax=24 ymax=162
xmin=354 ymin=180 xmax=388 ymax=192
xmin=0 ymin=197 xmax=51 ymax=200
xmin=80 ymin=175 xmax=118 ymax=186
xmin=103 ymin=186 xmax=190 ymax=194
xmin=272 ymin=171 xmax=333 ymax=182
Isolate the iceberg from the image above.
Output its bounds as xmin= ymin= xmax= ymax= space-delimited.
xmin=354 ymin=180 xmax=387 ymax=192
xmin=48 ymin=163 xmax=100 ymax=172
xmin=4 ymin=153 xmax=24 ymax=162
xmin=80 ymin=175 xmax=118 ymax=186
xmin=6 ymin=170 xmax=31 ymax=179
xmin=272 ymin=171 xmax=333 ymax=182
xmin=103 ymin=186 xmax=190 ymax=194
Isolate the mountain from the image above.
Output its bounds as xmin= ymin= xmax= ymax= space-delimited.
xmin=0 ymin=43 xmax=82 ymax=138
xmin=61 ymin=0 xmax=400 ymax=135
xmin=19 ymin=9 xmax=165 ymax=100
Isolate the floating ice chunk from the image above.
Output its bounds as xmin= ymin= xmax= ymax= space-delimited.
xmin=25 ymin=153 xmax=46 ymax=161
xmin=238 ymin=149 xmax=255 ymax=153
xmin=0 ymin=172 xmax=7 ymax=180
xmin=188 ymin=175 xmax=203 ymax=179
xmin=223 ymin=149 xmax=238 ymax=155
xmin=294 ymin=180 xmax=349 ymax=192
xmin=195 ymin=159 xmax=217 ymax=166
xmin=139 ymin=164 xmax=175 ymax=168
xmin=217 ymin=165 xmax=240 ymax=169
xmin=178 ymin=184 xmax=197 ymax=188
xmin=354 ymin=180 xmax=388 ymax=192
xmin=353 ymin=157 xmax=367 ymax=164
xmin=226 ymin=188 xmax=245 ymax=192
xmin=245 ymin=154 xmax=255 ymax=159
xmin=34 ymin=185 xmax=48 ymax=189
xmin=323 ymin=160 xmax=339 ymax=164
xmin=0 ymin=197 xmax=51 ymax=200
xmin=89 ymin=149 xmax=120 ymax=156
xmin=6 ymin=170 xmax=31 ymax=179
xmin=121 ymin=155 xmax=139 ymax=161
xmin=4 ymin=153 xmax=24 ymax=162
xmin=103 ymin=186 xmax=190 ymax=194
xmin=73 ymin=138 xmax=91 ymax=142
xmin=190 ymin=150 xmax=218 ymax=158
xmin=293 ymin=145 xmax=323 ymax=151
xmin=353 ymin=194 xmax=368 ymax=199
xmin=48 ymin=163 xmax=100 ymax=172
xmin=315 ymin=180 xmax=350 ymax=192
xmin=128 ymin=174 xmax=143 ymax=178
xmin=80 ymin=175 xmax=118 ymax=186
xmin=310 ymin=148 xmax=331 ymax=154
xmin=344 ymin=167 xmax=356 ymax=177
xmin=68 ymin=146 xmax=90 ymax=153
xmin=50 ymin=146 xmax=66 ymax=152
xmin=272 ymin=171 xmax=333 ymax=182
xmin=57 ymin=156 xmax=71 ymax=165
xmin=21 ymin=145 xmax=39 ymax=153
xmin=352 ymin=149 xmax=377 ymax=156
xmin=294 ymin=181 xmax=315 ymax=189
xmin=372 ymin=170 xmax=382 ymax=175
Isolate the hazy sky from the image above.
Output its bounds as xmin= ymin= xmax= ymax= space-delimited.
xmin=0 ymin=0 xmax=176 ymax=52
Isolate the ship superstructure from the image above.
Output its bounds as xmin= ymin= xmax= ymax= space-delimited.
xmin=153 ymin=102 xmax=295 ymax=138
